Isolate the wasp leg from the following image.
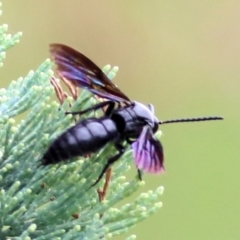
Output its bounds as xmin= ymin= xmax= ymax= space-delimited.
xmin=105 ymin=101 xmax=117 ymax=116
xmin=137 ymin=169 xmax=143 ymax=181
xmin=92 ymin=143 xmax=125 ymax=187
xmin=66 ymin=100 xmax=115 ymax=116
xmin=126 ymin=138 xmax=142 ymax=181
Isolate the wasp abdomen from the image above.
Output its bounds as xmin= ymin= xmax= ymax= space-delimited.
xmin=42 ymin=117 xmax=118 ymax=165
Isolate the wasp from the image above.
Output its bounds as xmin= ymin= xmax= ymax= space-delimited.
xmin=42 ymin=44 xmax=223 ymax=186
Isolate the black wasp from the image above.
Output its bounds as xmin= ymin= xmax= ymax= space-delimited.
xmin=42 ymin=44 xmax=223 ymax=186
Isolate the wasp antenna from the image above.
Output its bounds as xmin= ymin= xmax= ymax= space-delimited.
xmin=159 ymin=116 xmax=224 ymax=125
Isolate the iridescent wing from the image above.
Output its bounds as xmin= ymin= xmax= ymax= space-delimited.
xmin=132 ymin=126 xmax=164 ymax=173
xmin=50 ymin=44 xmax=130 ymax=102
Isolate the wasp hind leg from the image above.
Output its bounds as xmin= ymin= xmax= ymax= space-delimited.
xmin=92 ymin=142 xmax=125 ymax=187
xmin=66 ymin=100 xmax=116 ymax=116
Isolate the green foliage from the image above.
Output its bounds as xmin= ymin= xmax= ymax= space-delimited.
xmin=0 ymin=3 xmax=164 ymax=239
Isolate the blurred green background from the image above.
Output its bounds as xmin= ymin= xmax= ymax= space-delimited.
xmin=1 ymin=1 xmax=239 ymax=239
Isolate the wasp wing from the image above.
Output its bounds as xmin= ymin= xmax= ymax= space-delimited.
xmin=50 ymin=44 xmax=130 ymax=102
xmin=132 ymin=126 xmax=164 ymax=173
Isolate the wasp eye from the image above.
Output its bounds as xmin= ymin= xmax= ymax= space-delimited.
xmin=153 ymin=122 xmax=159 ymax=133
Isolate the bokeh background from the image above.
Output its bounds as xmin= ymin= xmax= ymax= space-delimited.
xmin=1 ymin=1 xmax=239 ymax=239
